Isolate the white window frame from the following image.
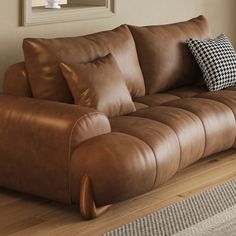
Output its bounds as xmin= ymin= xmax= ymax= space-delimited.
xmin=32 ymin=0 xmax=67 ymax=7
xmin=22 ymin=0 xmax=115 ymax=26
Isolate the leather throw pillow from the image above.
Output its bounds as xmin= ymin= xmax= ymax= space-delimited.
xmin=60 ymin=54 xmax=136 ymax=117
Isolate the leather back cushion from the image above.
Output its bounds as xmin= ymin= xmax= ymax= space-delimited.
xmin=23 ymin=25 xmax=145 ymax=103
xmin=60 ymin=54 xmax=136 ymax=117
xmin=129 ymin=15 xmax=210 ymax=94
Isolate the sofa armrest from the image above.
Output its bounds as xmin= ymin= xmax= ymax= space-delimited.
xmin=3 ymin=62 xmax=32 ymax=97
xmin=0 ymin=94 xmax=111 ymax=203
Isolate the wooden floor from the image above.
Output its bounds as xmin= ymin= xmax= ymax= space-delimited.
xmin=1 ymin=150 xmax=236 ymax=236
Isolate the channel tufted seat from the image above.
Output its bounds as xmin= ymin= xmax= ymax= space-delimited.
xmin=73 ymin=88 xmax=236 ymax=211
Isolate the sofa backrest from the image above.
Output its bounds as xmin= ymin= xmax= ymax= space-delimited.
xmin=129 ymin=15 xmax=210 ymax=94
xmin=3 ymin=16 xmax=211 ymax=100
xmin=23 ymin=25 xmax=145 ymax=103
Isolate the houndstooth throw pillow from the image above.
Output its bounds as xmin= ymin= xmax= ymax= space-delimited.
xmin=187 ymin=34 xmax=236 ymax=91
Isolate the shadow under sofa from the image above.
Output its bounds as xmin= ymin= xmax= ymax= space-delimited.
xmin=1 ymin=15 xmax=236 ymax=220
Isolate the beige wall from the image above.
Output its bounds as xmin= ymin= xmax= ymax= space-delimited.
xmin=0 ymin=0 xmax=235 ymax=87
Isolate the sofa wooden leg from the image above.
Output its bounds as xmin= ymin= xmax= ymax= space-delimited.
xmin=80 ymin=174 xmax=111 ymax=220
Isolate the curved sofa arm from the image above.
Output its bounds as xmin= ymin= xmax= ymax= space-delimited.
xmin=71 ymin=132 xmax=156 ymax=209
xmin=0 ymin=94 xmax=111 ymax=203
xmin=3 ymin=62 xmax=32 ymax=97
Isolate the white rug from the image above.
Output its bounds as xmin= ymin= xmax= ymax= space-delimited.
xmin=103 ymin=178 xmax=236 ymax=236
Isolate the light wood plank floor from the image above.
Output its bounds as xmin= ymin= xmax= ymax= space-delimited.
xmin=1 ymin=149 xmax=236 ymax=236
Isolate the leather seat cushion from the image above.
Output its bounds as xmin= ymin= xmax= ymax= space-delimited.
xmin=134 ymin=85 xmax=207 ymax=107
xmin=23 ymin=25 xmax=145 ymax=103
xmin=130 ymin=90 xmax=236 ymax=169
xmin=71 ymin=132 xmax=156 ymax=206
xmin=134 ymin=93 xmax=179 ymax=107
xmin=165 ymin=98 xmax=236 ymax=157
xmin=110 ymin=116 xmax=180 ymax=187
xmin=226 ymin=86 xmax=236 ymax=91
xmin=133 ymin=102 xmax=148 ymax=110
xmin=195 ymin=90 xmax=236 ymax=147
xmin=129 ymin=106 xmax=206 ymax=169
xmin=167 ymin=85 xmax=208 ymax=98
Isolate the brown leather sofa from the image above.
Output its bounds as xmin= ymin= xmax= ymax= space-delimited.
xmin=1 ymin=15 xmax=236 ymax=220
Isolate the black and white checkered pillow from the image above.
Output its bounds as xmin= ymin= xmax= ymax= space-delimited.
xmin=187 ymin=34 xmax=236 ymax=91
